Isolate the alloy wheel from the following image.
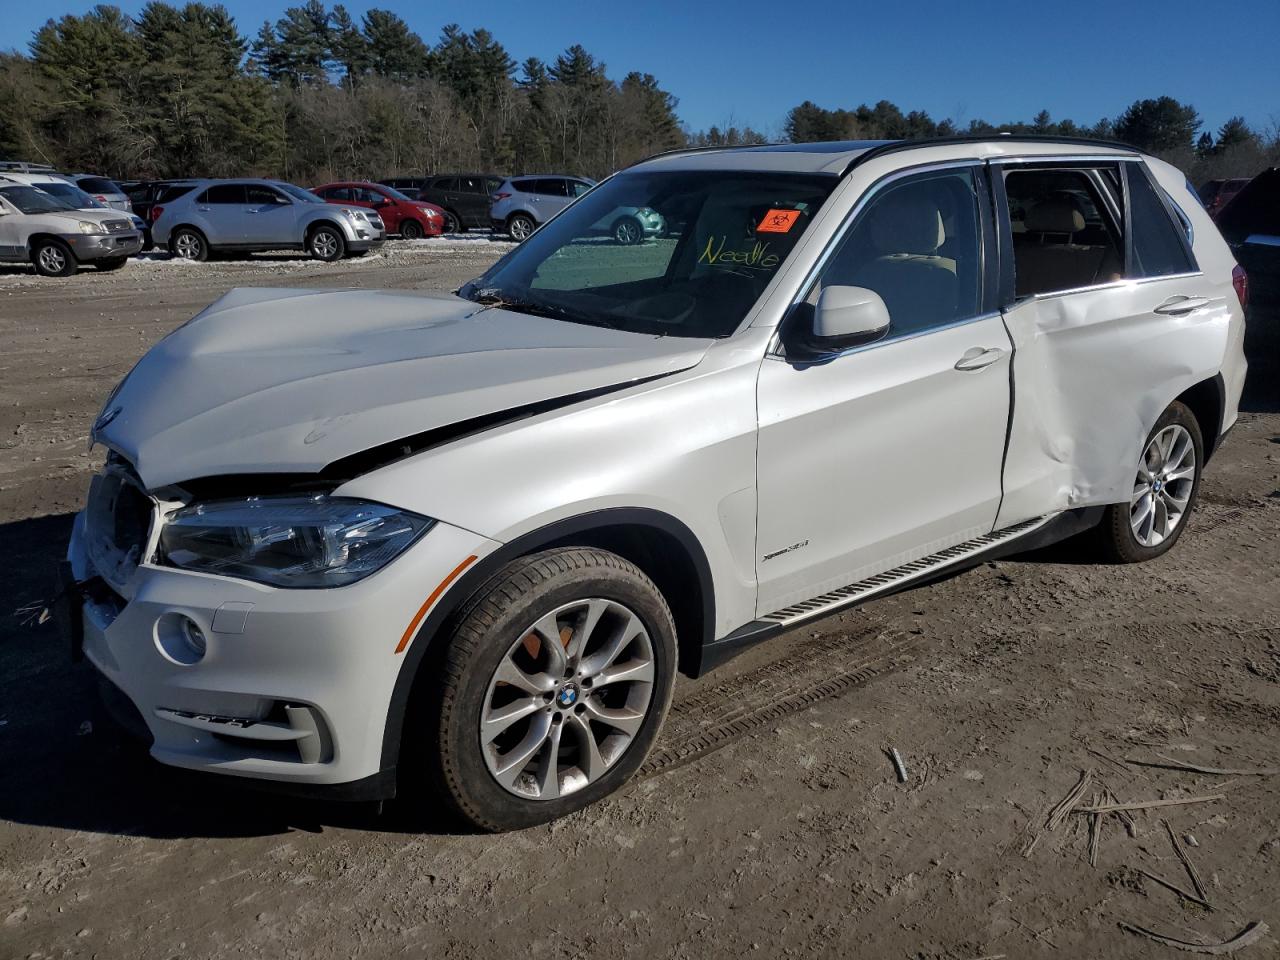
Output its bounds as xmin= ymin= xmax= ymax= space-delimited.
xmin=311 ymin=230 xmax=339 ymax=259
xmin=614 ymin=219 xmax=641 ymax=245
xmin=480 ymin=598 xmax=656 ymax=801
xmin=508 ymin=216 xmax=534 ymax=241
xmin=1130 ymin=423 xmax=1196 ymax=547
xmin=38 ymin=245 xmax=67 ymax=273
xmin=174 ymin=232 xmax=202 ymax=259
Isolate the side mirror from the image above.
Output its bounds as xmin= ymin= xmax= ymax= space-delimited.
xmin=812 ymin=285 xmax=891 ymax=346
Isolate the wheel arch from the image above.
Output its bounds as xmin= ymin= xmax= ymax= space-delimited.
xmin=26 ymin=233 xmax=75 ymax=257
xmin=166 ymin=223 xmax=208 ymax=250
xmin=306 ymin=217 xmax=347 ymax=239
xmin=1173 ymin=374 xmax=1226 ymax=460
xmin=379 ymin=507 xmax=716 ymax=774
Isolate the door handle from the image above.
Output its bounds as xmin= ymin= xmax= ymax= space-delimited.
xmin=1154 ymin=295 xmax=1211 ymax=316
xmin=954 ymin=347 xmax=1005 ymax=371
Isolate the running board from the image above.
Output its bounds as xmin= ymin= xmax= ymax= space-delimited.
xmin=760 ymin=515 xmax=1053 ymax=627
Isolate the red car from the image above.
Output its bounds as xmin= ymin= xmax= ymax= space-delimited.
xmin=312 ymin=181 xmax=445 ymax=238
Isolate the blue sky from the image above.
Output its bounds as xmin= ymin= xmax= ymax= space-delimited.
xmin=9 ymin=0 xmax=1280 ymax=139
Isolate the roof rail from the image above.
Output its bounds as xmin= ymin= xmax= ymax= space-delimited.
xmin=0 ymin=160 xmax=58 ymax=173
xmin=841 ymin=134 xmax=1139 ymax=175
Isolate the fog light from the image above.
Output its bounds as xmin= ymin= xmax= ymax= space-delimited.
xmin=155 ymin=613 xmax=207 ymax=665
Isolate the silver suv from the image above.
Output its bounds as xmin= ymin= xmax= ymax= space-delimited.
xmin=490 ymin=176 xmax=595 ymax=241
xmin=0 ymin=183 xmax=141 ymax=276
xmin=153 ymin=179 xmax=385 ymax=262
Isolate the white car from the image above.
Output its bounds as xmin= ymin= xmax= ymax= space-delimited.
xmin=0 ymin=181 xmax=142 ymax=276
xmin=64 ymin=137 xmax=1246 ymax=830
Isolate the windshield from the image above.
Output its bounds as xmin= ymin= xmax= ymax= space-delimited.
xmin=461 ymin=169 xmax=837 ymax=338
xmin=380 ymin=185 xmax=414 ymax=202
xmin=0 ymin=185 xmax=77 ymax=214
xmin=275 ymin=182 xmax=324 ymax=204
xmin=33 ymin=181 xmax=103 ymax=208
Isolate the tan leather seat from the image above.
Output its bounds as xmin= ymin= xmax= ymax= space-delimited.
xmin=1014 ymin=198 xmax=1114 ymax=296
xmin=849 ymin=189 xmax=958 ymax=334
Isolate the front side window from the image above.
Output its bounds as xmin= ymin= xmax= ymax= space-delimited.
xmin=246 ymin=185 xmax=286 ymax=205
xmin=434 ymin=177 xmax=457 ymax=192
xmin=571 ymin=180 xmax=593 ymax=197
xmin=462 ymin=170 xmax=837 ymax=338
xmin=797 ymin=167 xmax=986 ymax=340
xmin=1126 ymin=164 xmax=1196 ymax=277
xmin=1005 ymin=167 xmax=1124 ymax=297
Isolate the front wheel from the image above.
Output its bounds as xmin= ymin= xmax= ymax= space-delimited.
xmin=400 ymin=218 xmax=424 ymax=240
xmin=418 ymin=548 xmax=677 ymax=832
xmin=1092 ymin=401 xmax=1203 ymax=563
xmin=507 ymin=213 xmax=536 ymax=242
xmin=308 ymin=224 xmax=346 ymax=261
xmin=31 ymin=239 xmax=76 ymax=277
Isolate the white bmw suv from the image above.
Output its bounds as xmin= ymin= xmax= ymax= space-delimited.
xmin=64 ymin=137 xmax=1247 ymax=830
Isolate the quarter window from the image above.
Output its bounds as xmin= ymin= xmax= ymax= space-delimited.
xmin=802 ymin=167 xmax=986 ymax=338
xmin=1125 ymin=164 xmax=1196 ymax=277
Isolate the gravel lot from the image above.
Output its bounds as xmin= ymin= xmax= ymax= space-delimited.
xmin=1 ymin=242 xmax=1278 ymax=959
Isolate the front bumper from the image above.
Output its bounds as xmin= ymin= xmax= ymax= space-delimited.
xmin=58 ymin=231 xmax=143 ymax=261
xmin=65 ymin=510 xmax=498 ymax=793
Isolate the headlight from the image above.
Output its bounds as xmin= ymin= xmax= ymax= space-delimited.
xmin=79 ymin=221 xmax=106 ymax=235
xmin=158 ymin=495 xmax=433 ymax=588
xmin=340 ymin=208 xmax=367 ymax=221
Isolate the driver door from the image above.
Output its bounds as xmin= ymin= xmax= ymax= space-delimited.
xmin=754 ymin=163 xmax=1013 ymax=615
xmin=242 ymin=184 xmax=294 ymax=244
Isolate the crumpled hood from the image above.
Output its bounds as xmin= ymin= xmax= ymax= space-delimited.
xmin=96 ymin=287 xmax=711 ymax=489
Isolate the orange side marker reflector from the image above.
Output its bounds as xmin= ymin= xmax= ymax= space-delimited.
xmin=395 ymin=555 xmax=477 ymax=654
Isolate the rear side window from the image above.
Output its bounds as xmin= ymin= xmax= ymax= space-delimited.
xmin=200 ymin=184 xmax=246 ymax=204
xmin=535 ymin=179 xmax=570 ymax=197
xmin=158 ymin=184 xmax=195 ymax=203
xmin=76 ymin=177 xmax=119 ymax=194
xmin=458 ymin=177 xmax=485 ymax=194
xmin=512 ymin=179 xmax=538 ymax=194
xmin=433 ymin=177 xmax=457 ymax=192
xmin=1004 ymin=167 xmax=1124 ymax=298
xmin=1126 ymin=164 xmax=1196 ymax=278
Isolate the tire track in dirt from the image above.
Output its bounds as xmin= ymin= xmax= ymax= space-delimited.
xmin=640 ymin=622 xmax=922 ymax=778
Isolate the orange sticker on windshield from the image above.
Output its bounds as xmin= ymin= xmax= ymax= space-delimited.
xmin=757 ymin=209 xmax=800 ymax=233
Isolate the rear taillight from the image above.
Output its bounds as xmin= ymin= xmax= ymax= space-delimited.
xmin=95 ymin=195 xmax=108 ymax=202
xmin=150 ymin=205 xmax=163 ymax=222
xmin=493 ymin=192 xmax=511 ymax=201
xmin=1232 ymin=264 xmax=1249 ymax=310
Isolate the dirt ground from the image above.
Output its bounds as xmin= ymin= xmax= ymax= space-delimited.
xmin=1 ymin=242 xmax=1278 ymax=960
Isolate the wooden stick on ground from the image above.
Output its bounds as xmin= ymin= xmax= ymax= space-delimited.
xmin=1106 ymin=787 xmax=1138 ymax=837
xmin=1088 ymin=791 xmax=1103 ymax=868
xmin=1118 ymin=920 xmax=1268 ymax=955
xmin=1126 ymin=756 xmax=1280 ymax=777
xmin=1138 ymin=868 xmax=1213 ymax=910
xmin=1074 ymin=794 xmax=1225 ymax=815
xmin=1047 ymin=768 xmax=1094 ymax=831
xmin=1165 ymin=818 xmax=1209 ymax=903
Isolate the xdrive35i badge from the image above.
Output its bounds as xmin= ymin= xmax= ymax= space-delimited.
xmin=762 ymin=539 xmax=810 ymax=562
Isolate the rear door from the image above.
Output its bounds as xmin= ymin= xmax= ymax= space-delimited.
xmin=194 ymin=183 xmax=249 ymax=243
xmin=992 ymin=157 xmax=1222 ymax=527
xmin=533 ymin=178 xmax=572 ymax=221
xmin=755 ymin=162 xmax=1013 ymax=615
xmin=455 ymin=176 xmax=490 ymax=226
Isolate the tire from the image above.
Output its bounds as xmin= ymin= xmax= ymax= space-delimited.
xmin=416 ymin=547 xmax=678 ymax=832
xmin=400 ymin=218 xmax=425 ymax=240
xmin=507 ymin=213 xmax=536 ymax=242
xmin=169 ymin=227 xmax=208 ymax=262
xmin=442 ymin=209 xmax=462 ymax=234
xmin=94 ymin=257 xmax=128 ymax=272
xmin=308 ymin=223 xmax=346 ymax=261
xmin=612 ymin=216 xmax=643 ymax=245
xmin=1091 ymin=400 xmax=1204 ymax=563
xmin=31 ymin=239 xmax=77 ymax=277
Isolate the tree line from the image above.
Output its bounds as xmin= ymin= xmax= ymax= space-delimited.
xmin=785 ymin=97 xmax=1280 ymax=184
xmin=0 ymin=2 xmax=1275 ymax=187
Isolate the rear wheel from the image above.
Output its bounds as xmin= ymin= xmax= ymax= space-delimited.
xmin=507 ymin=213 xmax=536 ymax=242
xmin=415 ymin=548 xmax=677 ymax=832
xmin=400 ymin=218 xmax=425 ymax=240
xmin=612 ymin=216 xmax=643 ymax=245
xmin=442 ymin=209 xmax=462 ymax=234
xmin=1091 ymin=401 xmax=1203 ymax=563
xmin=31 ymin=239 xmax=76 ymax=277
xmin=308 ymin=224 xmax=346 ymax=261
xmin=94 ymin=257 xmax=128 ymax=272
xmin=170 ymin=227 xmax=208 ymax=262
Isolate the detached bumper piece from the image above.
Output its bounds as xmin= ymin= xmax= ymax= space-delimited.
xmin=155 ymin=702 xmax=333 ymax=764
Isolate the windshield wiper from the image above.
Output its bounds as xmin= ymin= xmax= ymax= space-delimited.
xmin=468 ymin=289 xmax=619 ymax=329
